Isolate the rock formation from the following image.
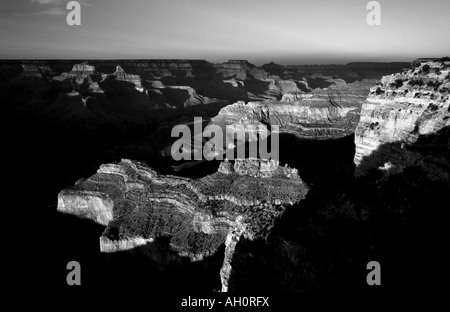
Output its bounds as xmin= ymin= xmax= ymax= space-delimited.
xmin=150 ymin=84 xmax=216 ymax=107
xmin=259 ymin=78 xmax=311 ymax=100
xmin=20 ymin=64 xmax=55 ymax=79
xmin=218 ymin=158 xmax=299 ymax=179
xmin=213 ymin=60 xmax=267 ymax=80
xmin=354 ymin=58 xmax=450 ymax=183
xmin=210 ymin=78 xmax=377 ymax=139
xmin=53 ymin=62 xmax=100 ymax=83
xmin=57 ymin=158 xmax=308 ymax=291
xmin=53 ymin=62 xmax=103 ymax=93
xmin=0 ymin=59 xmax=408 ymax=120
xmin=111 ymin=65 xmax=144 ymax=92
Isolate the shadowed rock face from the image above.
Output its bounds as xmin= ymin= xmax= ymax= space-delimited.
xmin=112 ymin=65 xmax=144 ymax=91
xmin=354 ymin=58 xmax=450 ymax=182
xmin=57 ymin=158 xmax=308 ymax=291
xmin=213 ymin=60 xmax=267 ymax=80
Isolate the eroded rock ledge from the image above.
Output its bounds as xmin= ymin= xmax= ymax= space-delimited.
xmin=57 ymin=158 xmax=308 ymax=291
xmin=210 ymin=79 xmax=374 ymax=140
xmin=354 ymin=57 xmax=450 ymax=182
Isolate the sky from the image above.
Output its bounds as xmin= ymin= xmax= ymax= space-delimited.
xmin=0 ymin=0 xmax=449 ymax=65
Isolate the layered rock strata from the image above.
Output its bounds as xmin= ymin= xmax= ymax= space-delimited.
xmin=354 ymin=58 xmax=450 ymax=182
xmin=210 ymin=79 xmax=375 ymax=139
xmin=53 ymin=62 xmax=103 ymax=93
xmin=111 ymin=65 xmax=144 ymax=91
xmin=57 ymin=158 xmax=308 ymax=291
xmin=213 ymin=60 xmax=267 ymax=80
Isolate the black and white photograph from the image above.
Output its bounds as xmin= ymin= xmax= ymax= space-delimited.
xmin=1 ymin=0 xmax=449 ymax=307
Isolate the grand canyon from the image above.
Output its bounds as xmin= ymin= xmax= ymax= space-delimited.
xmin=2 ymin=57 xmax=448 ymax=294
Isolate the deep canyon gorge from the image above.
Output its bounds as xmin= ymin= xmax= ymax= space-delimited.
xmin=2 ymin=58 xmax=448 ymax=294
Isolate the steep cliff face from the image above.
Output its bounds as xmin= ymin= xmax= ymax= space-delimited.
xmin=259 ymin=79 xmax=310 ymax=100
xmin=210 ymin=79 xmax=375 ymax=139
xmin=354 ymin=58 xmax=450 ymax=182
xmin=151 ymin=84 xmax=216 ymax=107
xmin=50 ymin=62 xmax=220 ymax=108
xmin=111 ymin=65 xmax=144 ymax=91
xmin=213 ymin=60 xmax=267 ymax=80
xmin=106 ymin=59 xmax=219 ymax=79
xmin=53 ymin=62 xmax=101 ymax=84
xmin=52 ymin=62 xmax=103 ymax=94
xmin=57 ymin=158 xmax=308 ymax=291
xmin=212 ymin=100 xmax=356 ymax=139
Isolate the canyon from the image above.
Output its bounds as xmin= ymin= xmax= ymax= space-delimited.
xmin=3 ymin=58 xmax=448 ymax=293
xmin=0 ymin=59 xmax=406 ymax=118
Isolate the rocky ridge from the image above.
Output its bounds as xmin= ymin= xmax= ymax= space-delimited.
xmin=354 ymin=57 xmax=450 ymax=182
xmin=53 ymin=62 xmax=103 ymax=93
xmin=57 ymin=158 xmax=308 ymax=291
xmin=213 ymin=60 xmax=267 ymax=80
xmin=210 ymin=79 xmax=376 ymax=139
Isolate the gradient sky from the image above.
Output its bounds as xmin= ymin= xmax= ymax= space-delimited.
xmin=0 ymin=0 xmax=449 ymax=65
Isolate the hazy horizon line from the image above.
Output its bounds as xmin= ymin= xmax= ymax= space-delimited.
xmin=0 ymin=57 xmax=419 ymax=67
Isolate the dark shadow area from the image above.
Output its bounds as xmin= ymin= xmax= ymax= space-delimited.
xmin=51 ymin=212 xmax=225 ymax=291
xmin=24 ymin=209 xmax=225 ymax=292
xmin=226 ymin=128 xmax=448 ymax=295
xmin=160 ymin=75 xmax=249 ymax=103
xmin=295 ymin=81 xmax=310 ymax=93
xmin=356 ymin=126 xmax=450 ymax=182
xmin=306 ymin=77 xmax=335 ymax=90
xmin=244 ymin=77 xmax=271 ymax=96
xmin=260 ymin=62 xmax=286 ymax=77
xmin=1 ymin=88 xmax=228 ymax=291
xmin=160 ymin=88 xmax=191 ymax=108
xmin=99 ymin=77 xmax=155 ymax=113
xmin=0 ymin=62 xmax=22 ymax=83
xmin=345 ymin=62 xmax=410 ymax=79
xmin=278 ymin=133 xmax=356 ymax=186
xmin=190 ymin=60 xmax=218 ymax=79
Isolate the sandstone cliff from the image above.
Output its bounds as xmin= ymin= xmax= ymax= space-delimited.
xmin=57 ymin=158 xmax=308 ymax=291
xmin=210 ymin=78 xmax=375 ymax=139
xmin=354 ymin=58 xmax=450 ymax=182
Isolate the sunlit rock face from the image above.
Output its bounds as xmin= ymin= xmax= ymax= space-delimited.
xmin=57 ymin=158 xmax=308 ymax=291
xmin=52 ymin=62 xmax=104 ymax=93
xmin=354 ymin=58 xmax=450 ymax=182
xmin=219 ymin=158 xmax=299 ymax=180
xmin=53 ymin=62 xmax=101 ymax=84
xmin=210 ymin=79 xmax=375 ymax=139
xmin=111 ymin=65 xmax=144 ymax=91
xmin=259 ymin=79 xmax=311 ymax=100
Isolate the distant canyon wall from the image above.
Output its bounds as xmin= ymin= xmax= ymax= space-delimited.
xmin=210 ymin=78 xmax=375 ymax=140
